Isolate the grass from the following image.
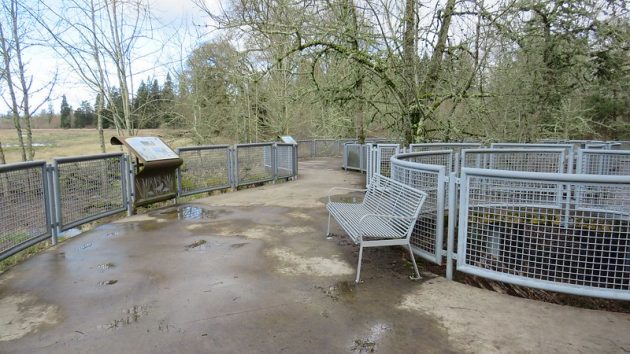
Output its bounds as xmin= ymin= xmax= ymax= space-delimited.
xmin=0 ymin=128 xmax=198 ymax=163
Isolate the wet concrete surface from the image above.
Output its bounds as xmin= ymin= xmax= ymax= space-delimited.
xmin=1 ymin=158 xmax=629 ymax=353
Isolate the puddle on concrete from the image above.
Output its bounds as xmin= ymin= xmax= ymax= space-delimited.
xmin=185 ymin=239 xmax=207 ymax=250
xmin=97 ymin=280 xmax=118 ymax=286
xmin=0 ymin=294 xmax=60 ymax=342
xmin=61 ymin=228 xmax=82 ymax=238
xmin=98 ymin=305 xmax=149 ymax=330
xmin=317 ymin=281 xmax=357 ymax=301
xmin=78 ymin=242 xmax=93 ymax=250
xmin=351 ymin=322 xmax=391 ymax=353
xmin=96 ymin=262 xmax=115 ymax=271
xmin=157 ymin=206 xmax=232 ymax=221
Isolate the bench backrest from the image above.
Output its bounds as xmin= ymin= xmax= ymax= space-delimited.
xmin=363 ymin=174 xmax=427 ymax=223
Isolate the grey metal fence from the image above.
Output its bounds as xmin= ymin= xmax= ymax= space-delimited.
xmin=53 ymin=153 xmax=128 ymax=232
xmin=375 ymin=144 xmax=400 ymax=178
xmin=0 ymin=141 xmax=301 ymax=262
xmin=462 ymin=148 xmax=567 ymax=173
xmin=458 ymin=168 xmax=630 ymax=300
xmin=0 ymin=161 xmax=52 ymax=260
xmin=576 ymin=149 xmax=630 ymax=176
xmin=391 ymin=154 xmax=447 ymax=264
xmin=276 ymin=143 xmax=297 ymax=178
xmin=343 ymin=143 xmax=363 ymax=171
xmin=491 ymin=143 xmax=575 ymax=173
xmin=235 ymin=143 xmax=275 ymax=186
xmin=409 ymin=143 xmax=480 ymax=172
xmin=176 ymin=145 xmax=231 ymax=197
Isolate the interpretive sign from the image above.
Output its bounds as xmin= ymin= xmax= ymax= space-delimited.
xmin=111 ymin=136 xmax=183 ymax=208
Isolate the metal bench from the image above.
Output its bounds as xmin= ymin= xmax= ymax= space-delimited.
xmin=326 ymin=174 xmax=428 ymax=283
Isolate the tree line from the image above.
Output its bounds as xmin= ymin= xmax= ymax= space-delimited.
xmin=1 ymin=0 xmax=629 ymax=164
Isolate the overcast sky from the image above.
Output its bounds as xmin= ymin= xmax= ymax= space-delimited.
xmin=1 ymin=0 xmax=221 ymax=115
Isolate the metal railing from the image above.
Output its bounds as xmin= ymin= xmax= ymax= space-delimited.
xmin=0 ymin=161 xmax=52 ymax=260
xmin=176 ymin=145 xmax=231 ymax=197
xmin=391 ymin=153 xmax=447 ymax=264
xmin=461 ymin=148 xmax=567 ymax=173
xmin=235 ymin=143 xmax=275 ymax=186
xmin=0 ymin=141 xmax=298 ymax=262
xmin=458 ymin=168 xmax=630 ymax=300
xmin=342 ymin=143 xmax=630 ymax=299
xmin=576 ymin=149 xmax=630 ymax=176
xmin=491 ymin=143 xmax=575 ymax=173
xmin=53 ymin=153 xmax=128 ymax=234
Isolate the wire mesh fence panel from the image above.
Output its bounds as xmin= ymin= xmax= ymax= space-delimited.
xmin=297 ymin=140 xmax=314 ymax=159
xmin=345 ymin=144 xmax=362 ymax=170
xmin=491 ymin=143 xmax=574 ymax=173
xmin=409 ymin=143 xmax=480 ymax=172
xmin=462 ymin=149 xmax=566 ymax=173
xmin=391 ymin=158 xmax=446 ymax=264
xmin=236 ymin=144 xmax=274 ymax=185
xmin=55 ymin=153 xmax=126 ymax=231
xmin=376 ymin=144 xmax=399 ymax=178
xmin=576 ymin=150 xmax=630 ymax=176
xmin=458 ymin=168 xmax=630 ymax=300
xmin=276 ymin=144 xmax=295 ymax=178
xmin=177 ymin=146 xmax=231 ymax=196
xmin=314 ymin=139 xmax=339 ymax=157
xmin=0 ymin=162 xmax=50 ymax=260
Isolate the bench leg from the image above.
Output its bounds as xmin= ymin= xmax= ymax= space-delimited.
xmin=355 ymin=243 xmax=364 ymax=283
xmin=408 ymin=245 xmax=421 ymax=280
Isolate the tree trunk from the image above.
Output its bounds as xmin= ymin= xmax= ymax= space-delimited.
xmin=402 ymin=0 xmax=419 ymax=144
xmin=0 ymin=22 xmax=27 ymax=161
xmin=11 ymin=0 xmax=34 ymax=160
xmin=0 ymin=141 xmax=6 ymax=164
xmin=346 ymin=0 xmax=365 ymax=143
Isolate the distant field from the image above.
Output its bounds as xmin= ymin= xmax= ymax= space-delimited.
xmin=0 ymin=129 xmax=199 ymax=163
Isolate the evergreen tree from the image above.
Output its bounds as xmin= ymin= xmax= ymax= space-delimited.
xmin=59 ymin=95 xmax=72 ymax=129
xmin=73 ymin=101 xmax=96 ymax=128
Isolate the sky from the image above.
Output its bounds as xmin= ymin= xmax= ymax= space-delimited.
xmin=1 ymin=0 xmax=222 ymax=115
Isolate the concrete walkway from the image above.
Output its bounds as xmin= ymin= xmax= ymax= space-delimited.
xmin=1 ymin=158 xmax=629 ymax=353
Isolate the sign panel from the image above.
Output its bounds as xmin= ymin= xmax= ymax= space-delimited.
xmin=278 ymin=136 xmax=297 ymax=144
xmin=124 ymin=137 xmax=179 ymax=161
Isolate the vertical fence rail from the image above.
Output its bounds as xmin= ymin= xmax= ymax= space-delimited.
xmin=0 ymin=161 xmax=51 ymax=260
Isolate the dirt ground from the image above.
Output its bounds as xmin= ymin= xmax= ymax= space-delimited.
xmin=0 ymin=158 xmax=629 ymax=353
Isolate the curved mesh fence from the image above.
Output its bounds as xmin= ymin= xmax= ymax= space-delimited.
xmin=576 ymin=150 xmax=630 ymax=176
xmin=462 ymin=148 xmax=566 ymax=173
xmin=276 ymin=144 xmax=296 ymax=178
xmin=55 ymin=154 xmax=126 ymax=230
xmin=0 ymin=162 xmax=50 ymax=259
xmin=391 ymin=156 xmax=446 ymax=264
xmin=458 ymin=168 xmax=630 ymax=300
xmin=236 ymin=143 xmax=274 ymax=185
xmin=177 ymin=146 xmax=231 ymax=196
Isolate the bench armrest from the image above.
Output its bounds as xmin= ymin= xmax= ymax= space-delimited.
xmin=357 ymin=213 xmax=415 ymax=240
xmin=327 ymin=187 xmax=367 ymax=204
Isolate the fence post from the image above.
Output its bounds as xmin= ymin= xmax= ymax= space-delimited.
xmin=51 ymin=161 xmax=63 ymax=236
xmin=46 ymin=164 xmax=58 ymax=245
xmin=175 ymin=148 xmax=182 ymax=202
xmin=272 ymin=143 xmax=278 ymax=183
xmin=293 ymin=144 xmax=298 ymax=179
xmin=126 ymin=156 xmax=135 ymax=216
xmin=311 ymin=139 xmax=316 ymax=158
xmin=230 ymin=146 xmax=238 ymax=190
xmin=446 ymin=171 xmax=458 ymax=280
